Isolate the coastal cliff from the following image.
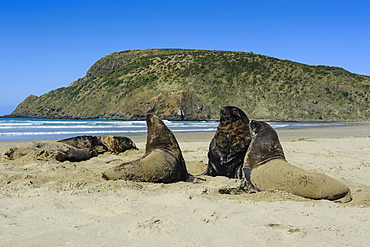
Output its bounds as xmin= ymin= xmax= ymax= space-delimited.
xmin=9 ymin=49 xmax=370 ymax=120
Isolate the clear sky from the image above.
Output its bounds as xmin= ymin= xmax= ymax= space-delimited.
xmin=1 ymin=0 xmax=369 ymax=116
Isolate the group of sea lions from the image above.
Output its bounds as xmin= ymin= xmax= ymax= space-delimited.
xmin=101 ymin=107 xmax=351 ymax=202
xmin=58 ymin=135 xmax=138 ymax=154
xmin=205 ymin=106 xmax=351 ymax=202
xmin=3 ymin=135 xmax=138 ymax=162
xmin=2 ymin=107 xmax=351 ymax=202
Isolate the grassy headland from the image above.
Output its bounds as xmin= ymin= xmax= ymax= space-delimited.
xmin=9 ymin=49 xmax=370 ymax=121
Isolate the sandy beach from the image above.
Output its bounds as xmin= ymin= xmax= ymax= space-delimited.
xmin=0 ymin=123 xmax=369 ymax=246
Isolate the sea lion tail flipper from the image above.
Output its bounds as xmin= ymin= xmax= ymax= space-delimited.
xmin=195 ymin=170 xmax=208 ymax=176
xmin=186 ymin=174 xmax=206 ymax=183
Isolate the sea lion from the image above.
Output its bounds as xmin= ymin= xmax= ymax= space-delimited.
xmin=98 ymin=135 xmax=138 ymax=154
xmin=244 ymin=120 xmax=351 ymax=202
xmin=58 ymin=135 xmax=137 ymax=154
xmin=3 ymin=141 xmax=98 ymax=162
xmin=58 ymin=135 xmax=107 ymax=153
xmin=55 ymin=147 xmax=98 ymax=162
xmin=102 ymin=114 xmax=189 ymax=183
xmin=245 ymin=120 xmax=285 ymax=170
xmin=205 ymin=106 xmax=251 ymax=178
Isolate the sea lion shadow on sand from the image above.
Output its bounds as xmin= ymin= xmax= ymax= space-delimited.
xmin=102 ymin=114 xmax=189 ymax=183
xmin=243 ymin=120 xmax=352 ymax=202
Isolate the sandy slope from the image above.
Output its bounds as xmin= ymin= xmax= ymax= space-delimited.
xmin=0 ymin=124 xmax=369 ymax=246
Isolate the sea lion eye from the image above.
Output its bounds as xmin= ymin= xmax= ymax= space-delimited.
xmin=232 ymin=109 xmax=240 ymax=117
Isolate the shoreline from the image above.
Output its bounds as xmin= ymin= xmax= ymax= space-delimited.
xmin=2 ymin=115 xmax=370 ymax=125
xmin=1 ymin=121 xmax=369 ymax=145
xmin=2 ymin=114 xmax=370 ymax=123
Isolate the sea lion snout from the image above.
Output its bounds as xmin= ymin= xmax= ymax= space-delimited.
xmin=249 ymin=120 xmax=259 ymax=133
xmin=220 ymin=116 xmax=232 ymax=124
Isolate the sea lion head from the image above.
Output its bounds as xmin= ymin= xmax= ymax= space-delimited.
xmin=219 ymin=106 xmax=249 ymax=125
xmin=245 ymin=120 xmax=285 ymax=169
xmin=114 ymin=136 xmax=138 ymax=152
xmin=249 ymin=119 xmax=264 ymax=136
xmin=98 ymin=135 xmax=138 ymax=153
xmin=145 ymin=114 xmax=181 ymax=152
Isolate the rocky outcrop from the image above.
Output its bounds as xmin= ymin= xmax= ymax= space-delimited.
xmin=119 ymin=90 xmax=209 ymax=120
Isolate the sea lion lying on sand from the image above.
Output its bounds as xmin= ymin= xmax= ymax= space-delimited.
xmin=244 ymin=120 xmax=351 ymax=202
xmin=58 ymin=135 xmax=107 ymax=153
xmin=55 ymin=147 xmax=98 ymax=162
xmin=205 ymin=106 xmax=251 ymax=179
xmin=3 ymin=141 xmax=98 ymax=162
xmin=58 ymin=135 xmax=137 ymax=154
xmin=98 ymin=135 xmax=138 ymax=154
xmin=102 ymin=114 xmax=189 ymax=183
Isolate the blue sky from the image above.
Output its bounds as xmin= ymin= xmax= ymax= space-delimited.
xmin=1 ymin=0 xmax=369 ymax=116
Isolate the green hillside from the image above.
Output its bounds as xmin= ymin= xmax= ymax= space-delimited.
xmin=10 ymin=48 xmax=370 ymax=120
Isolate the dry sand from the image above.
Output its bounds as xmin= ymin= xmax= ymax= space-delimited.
xmin=0 ymin=123 xmax=369 ymax=246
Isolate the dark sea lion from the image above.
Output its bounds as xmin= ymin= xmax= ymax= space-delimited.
xmin=245 ymin=120 xmax=285 ymax=170
xmin=58 ymin=135 xmax=137 ymax=154
xmin=58 ymin=135 xmax=108 ymax=153
xmin=56 ymin=147 xmax=98 ymax=162
xmin=244 ymin=120 xmax=351 ymax=202
xmin=102 ymin=114 xmax=189 ymax=183
xmin=205 ymin=106 xmax=251 ymax=179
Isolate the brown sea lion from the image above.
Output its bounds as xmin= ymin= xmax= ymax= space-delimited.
xmin=244 ymin=120 xmax=351 ymax=202
xmin=3 ymin=141 xmax=98 ymax=162
xmin=102 ymin=114 xmax=189 ymax=183
xmin=58 ymin=135 xmax=137 ymax=154
xmin=98 ymin=135 xmax=138 ymax=154
xmin=205 ymin=106 xmax=251 ymax=179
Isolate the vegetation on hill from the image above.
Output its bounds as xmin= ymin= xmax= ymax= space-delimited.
xmin=10 ymin=49 xmax=370 ymax=120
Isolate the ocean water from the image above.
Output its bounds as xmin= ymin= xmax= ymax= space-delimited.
xmin=0 ymin=118 xmax=345 ymax=141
